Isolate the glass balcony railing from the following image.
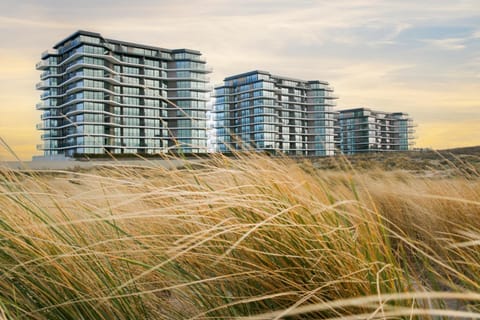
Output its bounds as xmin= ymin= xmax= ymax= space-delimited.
xmin=36 ymin=60 xmax=56 ymax=69
xmin=36 ymin=81 xmax=52 ymax=89
xmin=41 ymin=130 xmax=60 ymax=139
xmin=58 ymin=38 xmax=81 ymax=54
xmin=41 ymin=91 xmax=52 ymax=99
xmin=41 ymin=49 xmax=59 ymax=58
xmin=36 ymin=102 xmax=52 ymax=110
xmin=40 ymin=70 xmax=52 ymax=79
xmin=41 ymin=112 xmax=53 ymax=119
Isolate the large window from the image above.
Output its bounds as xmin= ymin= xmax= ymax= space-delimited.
xmin=123 ymin=66 xmax=140 ymax=75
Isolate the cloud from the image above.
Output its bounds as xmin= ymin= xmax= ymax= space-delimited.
xmin=425 ymin=38 xmax=466 ymax=50
xmin=0 ymin=0 xmax=479 ymax=159
xmin=0 ymin=16 xmax=69 ymax=29
xmin=421 ymin=28 xmax=480 ymax=51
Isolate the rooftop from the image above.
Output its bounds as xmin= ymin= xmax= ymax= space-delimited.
xmin=52 ymin=30 xmax=201 ymax=55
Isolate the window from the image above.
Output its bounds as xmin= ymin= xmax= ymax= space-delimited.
xmin=175 ymin=61 xmax=205 ymax=70
xmin=123 ymin=87 xmax=139 ymax=95
xmin=174 ymin=52 xmax=201 ymax=60
xmin=80 ymin=35 xmax=101 ymax=44
xmin=123 ymin=56 xmax=140 ymax=64
xmin=144 ymin=68 xmax=160 ymax=77
xmin=145 ymin=59 xmax=160 ymax=67
xmin=83 ymin=45 xmax=104 ymax=54
xmin=124 ymin=66 xmax=140 ymax=75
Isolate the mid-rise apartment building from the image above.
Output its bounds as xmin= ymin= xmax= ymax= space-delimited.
xmin=36 ymin=30 xmax=211 ymax=156
xmin=336 ymin=108 xmax=414 ymax=154
xmin=212 ymin=70 xmax=337 ymax=156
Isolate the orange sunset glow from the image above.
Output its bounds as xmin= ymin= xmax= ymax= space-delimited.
xmin=0 ymin=0 xmax=478 ymax=160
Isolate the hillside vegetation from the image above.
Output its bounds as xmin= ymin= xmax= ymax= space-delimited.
xmin=311 ymin=146 xmax=480 ymax=174
xmin=0 ymin=152 xmax=479 ymax=319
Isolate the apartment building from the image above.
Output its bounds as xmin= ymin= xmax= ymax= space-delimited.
xmin=36 ymin=30 xmax=211 ymax=156
xmin=212 ymin=70 xmax=337 ymax=156
xmin=336 ymin=107 xmax=415 ymax=154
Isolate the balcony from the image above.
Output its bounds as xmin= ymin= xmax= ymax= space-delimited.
xmin=36 ymin=60 xmax=56 ymax=70
xmin=36 ymin=81 xmax=50 ymax=90
xmin=58 ymin=38 xmax=81 ymax=54
xmin=40 ymin=91 xmax=52 ymax=99
xmin=36 ymin=102 xmax=51 ymax=110
xmin=41 ymin=49 xmax=59 ymax=59
xmin=36 ymin=144 xmax=44 ymax=150
xmin=175 ymin=65 xmax=213 ymax=73
xmin=41 ymin=132 xmax=60 ymax=139
xmin=172 ymin=84 xmax=214 ymax=92
xmin=41 ymin=111 xmax=58 ymax=119
xmin=40 ymin=70 xmax=52 ymax=79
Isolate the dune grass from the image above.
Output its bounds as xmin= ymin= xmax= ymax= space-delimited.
xmin=0 ymin=152 xmax=479 ymax=319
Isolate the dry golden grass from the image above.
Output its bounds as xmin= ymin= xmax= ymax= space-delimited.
xmin=0 ymin=152 xmax=479 ymax=319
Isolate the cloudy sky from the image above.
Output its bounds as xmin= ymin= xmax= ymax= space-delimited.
xmin=0 ymin=0 xmax=479 ymax=160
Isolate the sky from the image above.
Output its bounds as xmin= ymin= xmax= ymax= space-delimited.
xmin=0 ymin=0 xmax=479 ymax=160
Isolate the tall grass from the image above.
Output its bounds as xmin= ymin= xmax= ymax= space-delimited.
xmin=0 ymin=153 xmax=479 ymax=319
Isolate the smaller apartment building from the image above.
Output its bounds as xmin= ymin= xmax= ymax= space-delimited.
xmin=336 ymin=108 xmax=415 ymax=154
xmin=212 ymin=70 xmax=338 ymax=156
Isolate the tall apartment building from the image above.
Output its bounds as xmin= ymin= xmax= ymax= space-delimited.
xmin=336 ymin=108 xmax=415 ymax=154
xmin=36 ymin=30 xmax=211 ymax=156
xmin=212 ymin=70 xmax=337 ymax=156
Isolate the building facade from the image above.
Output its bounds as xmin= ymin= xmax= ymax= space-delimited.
xmin=36 ymin=30 xmax=211 ymax=156
xmin=336 ymin=108 xmax=415 ymax=154
xmin=212 ymin=70 xmax=337 ymax=156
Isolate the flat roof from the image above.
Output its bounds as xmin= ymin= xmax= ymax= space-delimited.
xmin=224 ymin=70 xmax=329 ymax=85
xmin=339 ymin=107 xmax=371 ymax=113
xmin=53 ymin=30 xmax=101 ymax=48
xmin=53 ymin=30 xmax=201 ymax=54
xmin=339 ymin=107 xmax=409 ymax=116
xmin=224 ymin=70 xmax=270 ymax=81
